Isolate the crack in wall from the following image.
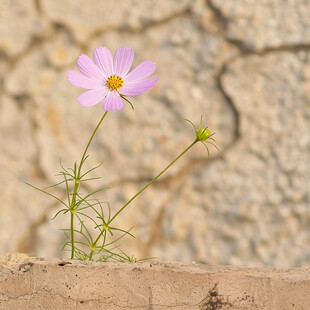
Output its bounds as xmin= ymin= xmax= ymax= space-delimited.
xmin=206 ymin=0 xmax=249 ymax=54
xmin=215 ymin=63 xmax=241 ymax=144
xmin=116 ymin=7 xmax=193 ymax=35
xmin=207 ymin=0 xmax=310 ymax=56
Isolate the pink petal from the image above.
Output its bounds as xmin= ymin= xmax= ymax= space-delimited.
xmin=93 ymin=47 xmax=114 ymax=77
xmin=77 ymin=54 xmax=105 ymax=80
xmin=120 ymin=78 xmax=158 ymax=97
xmin=113 ymin=47 xmax=134 ymax=78
xmin=76 ymin=87 xmax=109 ymax=107
xmin=102 ymin=91 xmax=123 ymax=111
xmin=124 ymin=60 xmax=156 ymax=83
xmin=67 ymin=70 xmax=103 ymax=89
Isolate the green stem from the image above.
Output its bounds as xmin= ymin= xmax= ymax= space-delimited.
xmin=108 ymin=139 xmax=199 ymax=225
xmin=89 ymin=228 xmax=106 ymax=260
xmin=69 ymin=111 xmax=108 ymax=259
xmin=70 ymin=212 xmax=74 ymax=259
xmin=78 ymin=111 xmax=108 ymax=178
xmin=69 ymin=181 xmax=79 ymax=259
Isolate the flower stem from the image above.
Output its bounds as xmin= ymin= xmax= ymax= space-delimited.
xmin=107 ymin=139 xmax=199 ymax=225
xmin=78 ymin=111 xmax=108 ymax=177
xmin=69 ymin=111 xmax=108 ymax=259
xmin=70 ymin=212 xmax=74 ymax=258
xmin=89 ymin=250 xmax=94 ymax=261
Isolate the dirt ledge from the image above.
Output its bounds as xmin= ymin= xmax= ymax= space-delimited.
xmin=0 ymin=253 xmax=309 ymax=309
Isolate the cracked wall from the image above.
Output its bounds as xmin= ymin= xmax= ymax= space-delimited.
xmin=0 ymin=0 xmax=309 ymax=267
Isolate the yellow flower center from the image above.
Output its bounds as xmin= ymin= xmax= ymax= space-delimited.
xmin=106 ymin=75 xmax=124 ymax=91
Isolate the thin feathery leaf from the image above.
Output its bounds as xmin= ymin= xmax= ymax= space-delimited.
xmin=97 ymin=255 xmax=113 ymax=262
xmin=62 ymin=241 xmax=71 ymax=251
xmin=75 ymin=216 xmax=94 ymax=244
xmin=105 ymin=226 xmax=135 ymax=247
xmin=61 ymin=227 xmax=92 ymax=245
xmin=51 ymin=208 xmax=68 ymax=220
xmin=76 ymin=194 xmax=104 ymax=220
xmin=109 ymin=226 xmax=135 ymax=239
xmin=63 ymin=173 xmax=71 ymax=205
xmin=99 ymin=201 xmax=105 ymax=218
xmin=74 ymin=249 xmax=89 ymax=260
xmin=117 ymin=249 xmax=137 ymax=262
xmin=80 ymin=161 xmax=104 ymax=179
xmin=71 ymin=240 xmax=90 ymax=247
xmin=25 ymin=182 xmax=69 ymax=208
xmin=107 ymin=202 xmax=112 ymax=222
xmin=101 ymin=230 xmax=107 ymax=247
xmin=81 ymin=155 xmax=90 ymax=166
xmin=76 ymin=203 xmax=101 ymax=212
xmin=75 ymin=187 xmax=110 ymax=208
xmin=76 ymin=211 xmax=102 ymax=232
xmin=55 ymin=171 xmax=75 ymax=179
xmin=135 ymin=256 xmax=159 ymax=262
xmin=59 ymin=157 xmax=69 ymax=173
xmin=68 ymin=167 xmax=75 ymax=175
xmin=58 ymin=167 xmax=75 ymax=178
xmin=74 ymin=161 xmax=78 ymax=176
xmin=44 ymin=179 xmax=69 ymax=190
xmin=98 ymin=247 xmax=124 ymax=260
xmin=119 ymin=250 xmax=138 ymax=263
xmin=76 ymin=214 xmax=93 ymax=244
xmin=80 ymin=177 xmax=102 ymax=183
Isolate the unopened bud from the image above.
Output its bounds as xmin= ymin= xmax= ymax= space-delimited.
xmin=196 ymin=127 xmax=211 ymax=141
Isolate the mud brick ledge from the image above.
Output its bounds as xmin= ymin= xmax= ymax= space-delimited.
xmin=0 ymin=254 xmax=309 ymax=309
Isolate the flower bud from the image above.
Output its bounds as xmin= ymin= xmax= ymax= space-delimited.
xmin=196 ymin=127 xmax=211 ymax=141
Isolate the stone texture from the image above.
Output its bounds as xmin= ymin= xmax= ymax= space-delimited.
xmin=41 ymin=0 xmax=192 ymax=43
xmin=0 ymin=0 xmax=48 ymax=57
xmin=210 ymin=0 xmax=310 ymax=51
xmin=0 ymin=96 xmax=44 ymax=253
xmin=1 ymin=254 xmax=310 ymax=309
xmin=150 ymin=51 xmax=310 ymax=267
xmin=5 ymin=31 xmax=80 ymax=96
xmin=1 ymin=0 xmax=310 ymax=268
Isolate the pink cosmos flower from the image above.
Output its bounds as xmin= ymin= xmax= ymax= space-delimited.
xmin=67 ymin=47 xmax=158 ymax=111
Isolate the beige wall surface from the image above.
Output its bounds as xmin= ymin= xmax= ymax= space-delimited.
xmin=0 ymin=0 xmax=309 ymax=267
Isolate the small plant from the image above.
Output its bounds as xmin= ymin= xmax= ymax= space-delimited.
xmin=27 ymin=46 xmax=219 ymax=262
